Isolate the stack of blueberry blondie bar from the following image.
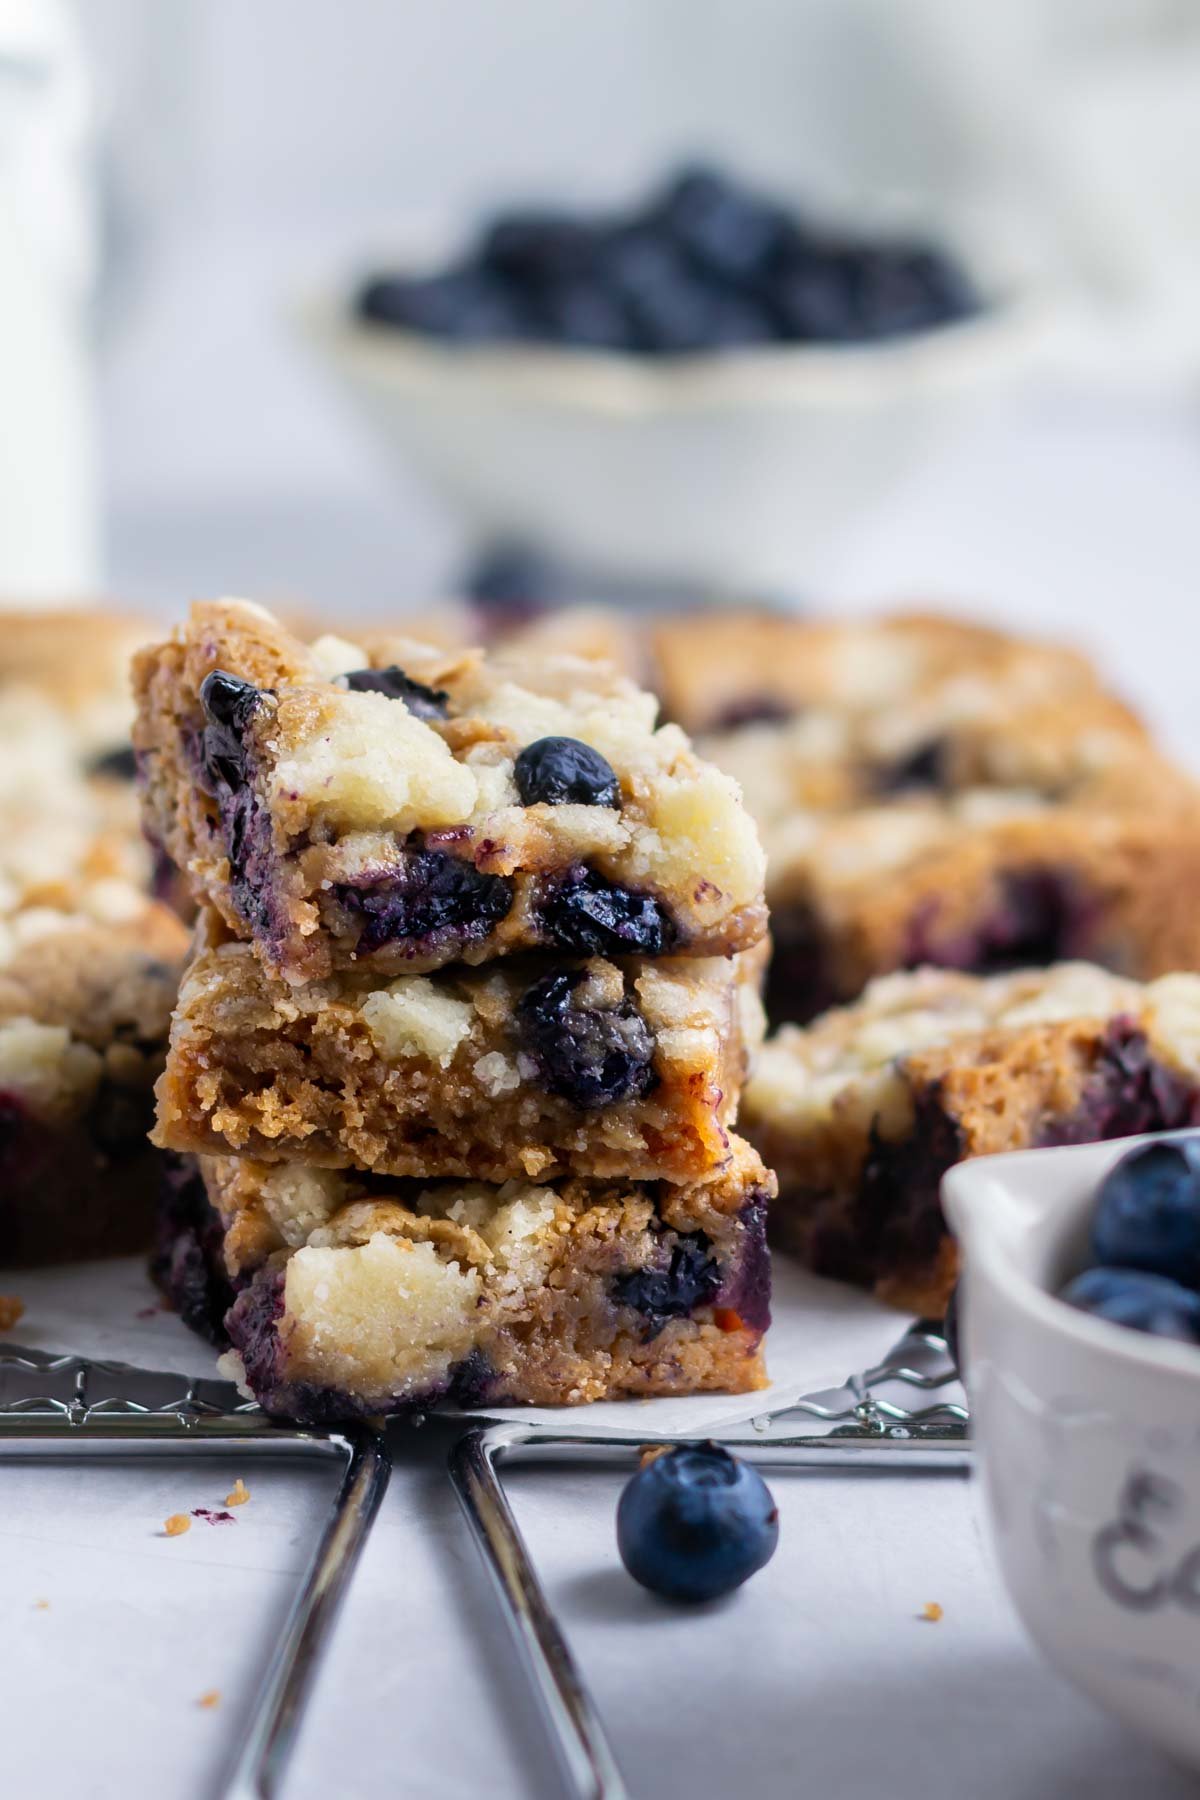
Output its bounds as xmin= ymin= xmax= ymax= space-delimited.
xmin=0 ymin=612 xmax=189 ymax=1262
xmin=135 ymin=600 xmax=774 ymax=1419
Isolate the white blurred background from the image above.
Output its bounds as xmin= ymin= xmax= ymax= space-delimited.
xmin=4 ymin=0 xmax=1200 ymax=744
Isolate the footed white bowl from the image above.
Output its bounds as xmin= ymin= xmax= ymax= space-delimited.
xmin=944 ymin=1133 xmax=1200 ymax=1772
xmin=296 ymin=265 xmax=1050 ymax=588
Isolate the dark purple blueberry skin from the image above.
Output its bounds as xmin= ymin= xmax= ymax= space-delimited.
xmin=152 ymin=1154 xmax=236 ymax=1347
xmin=903 ymin=868 xmax=1100 ymax=978
xmin=88 ymin=743 xmax=138 ymax=781
xmin=539 ymin=868 xmax=674 ymax=958
xmin=617 ymin=1442 xmax=779 ymax=1603
xmin=516 ymin=968 xmax=657 ymax=1110
xmin=199 ymin=669 xmax=264 ymax=793
xmin=1089 ymin=1138 xmax=1200 ymax=1287
xmin=332 ymin=848 xmax=513 ymax=957
xmin=340 ymin=666 xmax=449 ymax=721
xmin=714 ymin=1193 xmax=772 ymax=1336
xmin=874 ymin=737 xmax=947 ymax=796
xmin=1062 ymin=1266 xmax=1200 ymax=1342
xmin=514 ymin=736 xmax=620 ymax=809
xmin=613 ymin=1231 xmax=723 ymax=1332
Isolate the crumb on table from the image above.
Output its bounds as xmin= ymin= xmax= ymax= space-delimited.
xmin=921 ymin=1601 xmax=944 ymax=1623
xmin=163 ymin=1513 xmax=192 ymax=1537
xmin=0 ymin=1295 xmax=25 ymax=1331
xmin=225 ymin=1478 xmax=249 ymax=1507
xmin=196 ymin=1690 xmax=220 ymax=1710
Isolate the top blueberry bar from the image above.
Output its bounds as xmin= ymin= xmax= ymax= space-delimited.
xmin=133 ymin=600 xmax=768 ymax=983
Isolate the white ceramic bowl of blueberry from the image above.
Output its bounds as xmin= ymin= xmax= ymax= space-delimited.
xmin=298 ymin=165 xmax=1050 ymax=586
xmin=944 ymin=1131 xmax=1200 ymax=1772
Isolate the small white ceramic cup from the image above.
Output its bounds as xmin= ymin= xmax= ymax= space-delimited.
xmin=944 ymin=1133 xmax=1200 ymax=1772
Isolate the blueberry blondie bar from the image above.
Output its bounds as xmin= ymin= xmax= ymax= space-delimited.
xmin=156 ymin=1135 xmax=773 ymax=1418
xmin=647 ymin=609 xmax=1200 ymax=1021
xmin=742 ymin=962 xmax=1200 ymax=1314
xmin=154 ymin=916 xmax=766 ymax=1184
xmin=133 ymin=599 xmax=767 ymax=983
xmin=0 ymin=901 xmax=188 ymax=1262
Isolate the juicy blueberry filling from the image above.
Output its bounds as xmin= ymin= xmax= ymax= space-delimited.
xmin=903 ymin=867 xmax=1099 ymax=976
xmin=874 ymin=737 xmax=946 ymax=795
xmin=539 ymin=867 xmax=675 ymax=958
xmin=763 ymin=905 xmax=838 ymax=1027
xmin=516 ymin=968 xmax=658 ymax=1109
xmin=152 ymin=1154 xmax=236 ymax=1346
xmin=1037 ymin=1021 xmax=1200 ymax=1147
xmin=194 ymin=670 xmax=281 ymax=940
xmin=613 ymin=1228 xmax=723 ymax=1332
xmin=199 ymin=669 xmax=265 ymax=793
xmin=340 ymin=666 xmax=449 ymax=720
xmin=332 ymin=847 xmax=513 ymax=954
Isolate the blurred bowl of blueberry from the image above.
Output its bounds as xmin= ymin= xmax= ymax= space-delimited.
xmin=299 ymin=162 xmax=1047 ymax=586
xmin=942 ymin=1132 xmax=1200 ymax=1772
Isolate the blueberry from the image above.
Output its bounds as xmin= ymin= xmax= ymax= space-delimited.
xmin=334 ymin=850 xmax=513 ymax=954
xmin=514 ymin=737 xmax=620 ymax=808
xmin=199 ymin=669 xmax=264 ymax=793
xmin=357 ymin=269 xmax=527 ymax=343
xmin=849 ymin=245 xmax=977 ymax=338
xmin=616 ymin=1442 xmax=779 ymax=1603
xmin=517 ymin=968 xmax=657 ymax=1109
xmin=536 ymin=279 xmax=631 ymax=350
xmin=1091 ymin=1140 xmax=1200 ymax=1285
xmin=463 ymin=541 xmax=564 ymax=614
xmin=767 ymin=256 xmax=860 ymax=342
xmin=341 ymin=666 xmax=449 ymax=721
xmin=875 ymin=738 xmax=947 ymax=795
xmin=654 ymin=163 xmax=792 ymax=285
xmin=540 ymin=868 xmax=673 ymax=957
xmin=88 ymin=743 xmax=138 ymax=781
xmin=613 ymin=1232 xmax=721 ymax=1328
xmin=479 ymin=212 xmax=600 ymax=284
xmin=1062 ymin=1266 xmax=1200 ymax=1342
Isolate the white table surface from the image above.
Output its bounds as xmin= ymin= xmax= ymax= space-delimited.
xmin=17 ymin=331 xmax=1200 ymax=1795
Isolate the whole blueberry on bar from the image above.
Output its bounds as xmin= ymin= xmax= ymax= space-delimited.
xmin=617 ymin=1443 xmax=779 ymax=1603
xmin=514 ymin=736 xmax=620 ymax=808
xmin=1091 ymin=1139 xmax=1200 ymax=1286
xmin=612 ymin=1232 xmax=721 ymax=1327
xmin=199 ymin=669 xmax=263 ymax=791
xmin=341 ymin=666 xmax=449 ymax=721
xmin=1062 ymin=1267 xmax=1200 ymax=1343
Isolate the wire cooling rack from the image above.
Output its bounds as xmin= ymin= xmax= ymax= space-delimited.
xmin=0 ymin=1321 xmax=967 ymax=1800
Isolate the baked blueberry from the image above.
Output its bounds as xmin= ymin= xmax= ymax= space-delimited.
xmin=616 ymin=1442 xmax=779 ymax=1603
xmin=1091 ymin=1139 xmax=1200 ymax=1285
xmin=335 ymin=850 xmax=513 ymax=954
xmin=540 ymin=868 xmax=673 ymax=957
xmin=875 ymin=737 xmax=947 ymax=795
xmin=88 ymin=743 xmax=138 ymax=781
xmin=613 ymin=1232 xmax=721 ymax=1327
xmin=514 ymin=737 xmax=620 ymax=808
xmin=341 ymin=666 xmax=449 ymax=721
xmin=199 ymin=669 xmax=264 ymax=792
xmin=517 ymin=968 xmax=657 ymax=1109
xmin=1062 ymin=1266 xmax=1200 ymax=1342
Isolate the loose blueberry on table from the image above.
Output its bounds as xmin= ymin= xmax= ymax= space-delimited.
xmin=355 ymin=160 xmax=979 ymax=354
xmin=616 ymin=1442 xmax=778 ymax=1603
xmin=1062 ymin=1138 xmax=1200 ymax=1342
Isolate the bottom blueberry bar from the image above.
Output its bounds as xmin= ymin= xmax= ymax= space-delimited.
xmin=0 ymin=903 xmax=186 ymax=1264
xmin=155 ymin=1137 xmax=774 ymax=1420
xmin=741 ymin=962 xmax=1200 ymax=1316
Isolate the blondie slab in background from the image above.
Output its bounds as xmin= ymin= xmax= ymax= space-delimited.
xmin=154 ymin=922 xmax=765 ymax=1183
xmin=156 ymin=1136 xmax=773 ymax=1419
xmin=132 ymin=599 xmax=767 ymax=983
xmin=648 ymin=613 xmax=1200 ymax=1022
xmin=742 ymin=961 xmax=1200 ymax=1315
